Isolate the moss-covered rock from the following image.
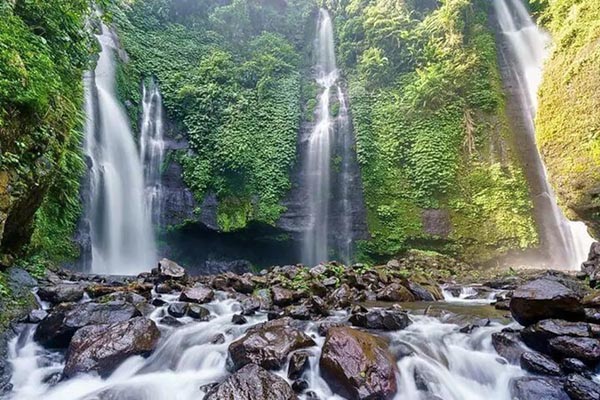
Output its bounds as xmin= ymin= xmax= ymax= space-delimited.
xmin=536 ymin=0 xmax=600 ymax=238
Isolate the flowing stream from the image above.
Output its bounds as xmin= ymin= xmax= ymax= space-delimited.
xmin=83 ymin=26 xmax=156 ymax=275
xmin=494 ymin=0 xmax=594 ymax=268
xmin=5 ymin=291 xmax=523 ymax=400
xmin=303 ymin=9 xmax=356 ymax=266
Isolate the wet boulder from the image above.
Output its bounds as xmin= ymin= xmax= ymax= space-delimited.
xmin=272 ymin=286 xmax=295 ymax=307
xmin=349 ymin=308 xmax=411 ymax=331
xmin=521 ymin=319 xmax=591 ymax=353
xmin=510 ymin=376 xmax=569 ymax=400
xmin=376 ymin=283 xmax=416 ymax=302
xmin=157 ymin=258 xmax=186 ymax=281
xmin=564 ymin=373 xmax=600 ymax=400
xmin=63 ymin=317 xmax=160 ymax=378
xmin=37 ymin=283 xmax=86 ymax=304
xmin=327 ymin=284 xmax=354 ymax=308
xmin=548 ymin=336 xmax=600 ymax=364
xmin=509 ymin=278 xmax=585 ymax=326
xmin=34 ymin=301 xmax=140 ymax=348
xmin=187 ymin=304 xmax=210 ymax=320
xmin=204 ymin=363 xmax=296 ymax=400
xmin=228 ymin=317 xmax=316 ymax=371
xmin=320 ymin=327 xmax=398 ymax=400
xmin=407 ymin=281 xmax=440 ymax=301
xmin=167 ymin=302 xmax=188 ymax=318
xmin=288 ymin=351 xmax=310 ymax=380
xmin=491 ymin=331 xmax=528 ymax=364
xmin=179 ymin=284 xmax=214 ymax=304
xmin=520 ymin=352 xmax=562 ymax=376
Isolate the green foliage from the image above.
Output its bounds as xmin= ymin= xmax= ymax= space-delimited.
xmin=335 ymin=0 xmax=537 ymax=262
xmin=111 ymin=0 xmax=315 ymax=231
xmin=0 ymin=0 xmax=92 ymax=261
xmin=535 ymin=0 xmax=600 ymax=236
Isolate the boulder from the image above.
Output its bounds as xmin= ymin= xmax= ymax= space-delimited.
xmin=548 ymin=336 xmax=600 ymax=364
xmin=520 ymin=352 xmax=562 ymax=376
xmin=328 ymin=284 xmax=353 ymax=308
xmin=376 ymin=283 xmax=415 ymax=302
xmin=37 ymin=283 xmax=86 ymax=304
xmin=204 ymin=363 xmax=296 ymax=400
xmin=272 ymin=286 xmax=295 ymax=307
xmin=407 ymin=282 xmax=438 ymax=301
xmin=63 ymin=317 xmax=160 ymax=378
xmin=179 ymin=284 xmax=214 ymax=304
xmin=320 ymin=327 xmax=398 ymax=400
xmin=157 ymin=258 xmax=186 ymax=281
xmin=492 ymin=331 xmax=528 ymax=364
xmin=509 ymin=278 xmax=585 ymax=326
xmin=582 ymin=242 xmax=600 ymax=286
xmin=521 ymin=319 xmax=591 ymax=352
xmin=228 ymin=318 xmax=315 ymax=371
xmin=510 ymin=376 xmax=569 ymax=400
xmin=288 ymin=351 xmax=310 ymax=380
xmin=349 ymin=308 xmax=411 ymax=331
xmin=232 ymin=314 xmax=248 ymax=325
xmin=188 ymin=304 xmax=210 ymax=320
xmin=564 ymin=374 xmax=600 ymax=400
xmin=34 ymin=301 xmax=140 ymax=348
xmin=562 ymin=358 xmax=591 ymax=376
xmin=167 ymin=302 xmax=188 ymax=318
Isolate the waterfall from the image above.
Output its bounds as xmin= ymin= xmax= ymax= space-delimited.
xmin=303 ymin=9 xmax=356 ymax=266
xmin=83 ymin=25 xmax=156 ymax=275
xmin=494 ymin=0 xmax=594 ymax=268
xmin=140 ymin=80 xmax=165 ymax=227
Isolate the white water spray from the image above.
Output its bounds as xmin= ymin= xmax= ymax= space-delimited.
xmin=494 ymin=0 xmax=594 ymax=268
xmin=84 ymin=26 xmax=156 ymax=275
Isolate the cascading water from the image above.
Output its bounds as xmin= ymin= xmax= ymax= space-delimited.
xmin=303 ymin=9 xmax=356 ymax=266
xmin=494 ymin=0 xmax=594 ymax=268
xmin=6 ymin=291 xmax=524 ymax=400
xmin=140 ymin=80 xmax=165 ymax=227
xmin=84 ymin=26 xmax=156 ymax=275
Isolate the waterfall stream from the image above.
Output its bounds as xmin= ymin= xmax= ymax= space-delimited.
xmin=5 ymin=292 xmax=523 ymax=400
xmin=303 ymin=9 xmax=356 ymax=266
xmin=83 ymin=26 xmax=156 ymax=275
xmin=140 ymin=80 xmax=165 ymax=227
xmin=494 ymin=0 xmax=594 ymax=268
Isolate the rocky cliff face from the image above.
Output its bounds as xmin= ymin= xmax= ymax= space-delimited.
xmin=536 ymin=0 xmax=600 ymax=239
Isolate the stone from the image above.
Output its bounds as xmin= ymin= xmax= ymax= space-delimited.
xmin=549 ymin=336 xmax=600 ymax=364
xmin=37 ymin=283 xmax=85 ymax=304
xmin=27 ymin=309 xmax=47 ymax=323
xmin=34 ymin=301 xmax=140 ymax=348
xmin=407 ymin=281 xmax=437 ymax=301
xmin=241 ymin=296 xmax=261 ymax=315
xmin=328 ymin=284 xmax=353 ymax=308
xmin=157 ymin=258 xmax=186 ymax=280
xmin=288 ymin=351 xmax=310 ymax=380
xmin=187 ymin=304 xmax=210 ymax=320
xmin=520 ymin=352 xmax=562 ymax=376
xmin=167 ymin=302 xmax=188 ymax=318
xmin=292 ymin=379 xmax=309 ymax=393
xmin=510 ymin=376 xmax=569 ymax=400
xmin=320 ymin=327 xmax=398 ymax=400
xmin=562 ymin=358 xmax=591 ymax=376
xmin=491 ymin=331 xmax=528 ymax=364
xmin=228 ymin=317 xmax=316 ymax=371
xmin=232 ymin=314 xmax=247 ymax=325
xmin=272 ymin=286 xmax=295 ymax=307
xmin=287 ymin=304 xmax=312 ymax=321
xmin=204 ymin=363 xmax=296 ymax=400
xmin=509 ymin=278 xmax=585 ymax=326
xmin=564 ymin=373 xmax=600 ymax=400
xmin=349 ymin=308 xmax=411 ymax=331
xmin=521 ymin=319 xmax=591 ymax=353
xmin=376 ymin=283 xmax=416 ymax=302
xmin=179 ymin=284 xmax=214 ymax=304
xmin=231 ymin=275 xmax=255 ymax=294
xmin=160 ymin=316 xmax=183 ymax=327
xmin=63 ymin=317 xmax=160 ymax=378
xmin=310 ymin=296 xmax=330 ymax=317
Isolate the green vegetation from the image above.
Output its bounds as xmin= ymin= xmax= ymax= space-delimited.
xmin=535 ymin=0 xmax=600 ymax=237
xmin=0 ymin=0 xmax=93 ymax=265
xmin=332 ymin=0 xmax=538 ymax=262
xmin=111 ymin=0 xmax=316 ymax=231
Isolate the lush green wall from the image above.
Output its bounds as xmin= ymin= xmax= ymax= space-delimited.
xmin=535 ymin=0 xmax=600 ymax=238
xmin=330 ymin=0 xmax=538 ymax=263
xmin=111 ymin=0 xmax=317 ymax=231
xmin=0 ymin=0 xmax=92 ymax=266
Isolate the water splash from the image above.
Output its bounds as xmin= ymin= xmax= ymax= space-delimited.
xmin=494 ymin=0 xmax=594 ymax=268
xmin=84 ymin=26 xmax=156 ymax=275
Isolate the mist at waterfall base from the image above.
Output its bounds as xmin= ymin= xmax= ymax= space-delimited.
xmin=302 ymin=9 xmax=356 ymax=267
xmin=494 ymin=0 xmax=594 ymax=269
xmin=83 ymin=27 xmax=157 ymax=275
xmin=7 ymin=289 xmax=523 ymax=400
